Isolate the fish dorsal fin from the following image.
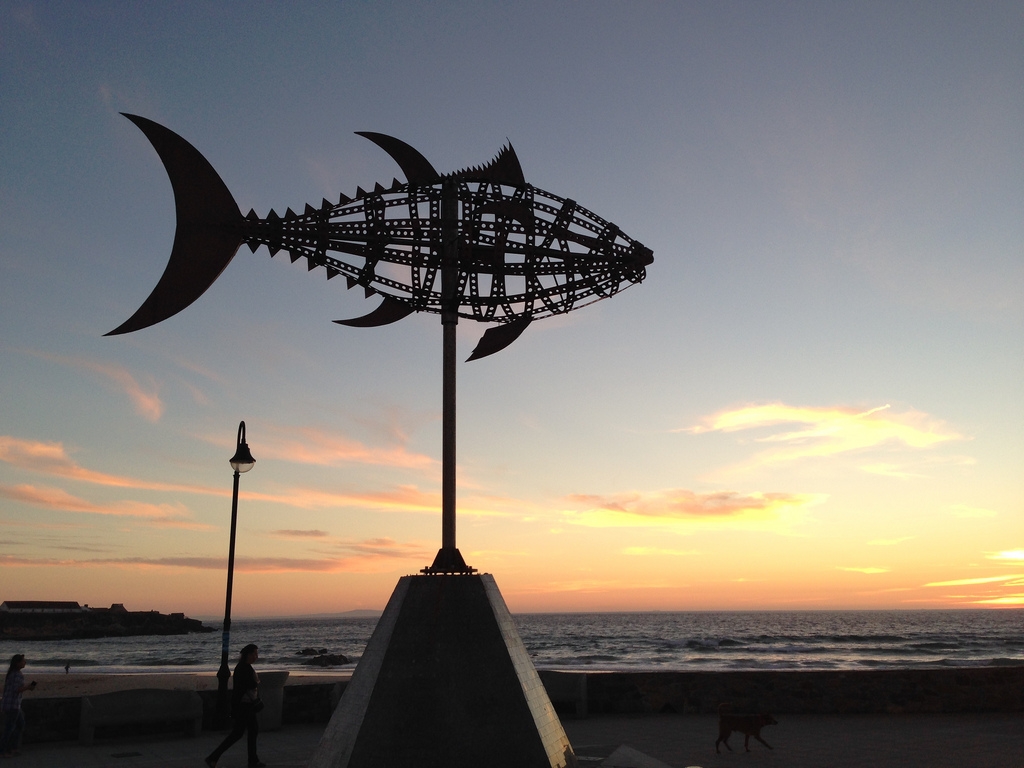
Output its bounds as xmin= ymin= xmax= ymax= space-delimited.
xmin=449 ymin=143 xmax=525 ymax=186
xmin=356 ymin=132 xmax=440 ymax=186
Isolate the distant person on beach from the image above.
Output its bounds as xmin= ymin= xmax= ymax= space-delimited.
xmin=64 ymin=663 xmax=70 ymax=674
xmin=206 ymin=643 xmax=264 ymax=768
xmin=1 ymin=654 xmax=37 ymax=757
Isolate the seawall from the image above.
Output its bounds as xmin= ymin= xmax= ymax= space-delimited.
xmin=540 ymin=667 xmax=1024 ymax=717
xmin=17 ymin=667 xmax=1024 ymax=744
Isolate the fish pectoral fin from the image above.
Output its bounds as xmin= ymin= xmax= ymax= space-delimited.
xmin=466 ymin=317 xmax=532 ymax=361
xmin=107 ymin=114 xmax=244 ymax=335
xmin=333 ymin=297 xmax=416 ymax=328
xmin=355 ymin=133 xmax=440 ymax=186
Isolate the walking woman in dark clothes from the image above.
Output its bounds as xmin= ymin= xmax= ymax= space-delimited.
xmin=206 ymin=644 xmax=264 ymax=767
xmin=1 ymin=654 xmax=37 ymax=757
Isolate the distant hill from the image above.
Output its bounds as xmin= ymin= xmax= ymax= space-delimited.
xmin=0 ymin=609 xmax=213 ymax=641
xmin=252 ymin=609 xmax=383 ymax=620
xmin=315 ymin=609 xmax=382 ymax=619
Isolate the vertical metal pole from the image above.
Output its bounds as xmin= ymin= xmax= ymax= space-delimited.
xmin=216 ymin=469 xmax=240 ymax=727
xmin=442 ymin=320 xmax=456 ymax=551
xmin=423 ymin=181 xmax=472 ymax=575
xmin=440 ymin=178 xmax=458 ymax=554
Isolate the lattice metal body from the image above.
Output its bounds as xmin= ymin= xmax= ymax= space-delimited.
xmin=247 ymin=180 xmax=650 ymax=325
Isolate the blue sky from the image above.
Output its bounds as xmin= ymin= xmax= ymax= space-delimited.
xmin=1 ymin=2 xmax=1021 ymax=616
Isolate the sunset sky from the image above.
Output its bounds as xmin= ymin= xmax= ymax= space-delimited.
xmin=1 ymin=2 xmax=1021 ymax=617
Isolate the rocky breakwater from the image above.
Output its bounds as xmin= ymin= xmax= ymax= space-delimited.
xmin=0 ymin=609 xmax=212 ymax=640
xmin=296 ymin=647 xmax=350 ymax=667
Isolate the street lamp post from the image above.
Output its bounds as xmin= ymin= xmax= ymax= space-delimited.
xmin=216 ymin=421 xmax=255 ymax=728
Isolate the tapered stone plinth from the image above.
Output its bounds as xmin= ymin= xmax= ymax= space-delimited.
xmin=308 ymin=574 xmax=577 ymax=768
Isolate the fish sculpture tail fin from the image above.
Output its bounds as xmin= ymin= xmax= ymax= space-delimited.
xmin=106 ymin=114 xmax=244 ymax=335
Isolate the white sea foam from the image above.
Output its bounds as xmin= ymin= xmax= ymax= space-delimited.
xmin=2 ymin=610 xmax=1021 ymax=674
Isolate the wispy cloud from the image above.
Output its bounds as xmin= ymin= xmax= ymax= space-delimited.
xmin=623 ymin=546 xmax=699 ymax=556
xmin=564 ymin=488 xmax=824 ymax=531
xmin=924 ymin=574 xmax=1024 ymax=587
xmin=987 ymin=550 xmax=1024 ymax=561
xmin=868 ymin=537 xmax=914 ymax=546
xmin=247 ymin=484 xmax=440 ymax=513
xmin=247 ymin=424 xmax=435 ymax=471
xmin=686 ymin=403 xmax=963 ymax=469
xmin=859 ymin=463 xmax=924 ymax=479
xmin=271 ymin=529 xmax=330 ymax=539
xmin=250 ymin=486 xmax=518 ymax=518
xmin=0 ymin=537 xmax=429 ymax=573
xmin=950 ymin=504 xmax=997 ymax=518
xmin=509 ymin=578 xmax=674 ymax=595
xmin=838 ymin=566 xmax=890 ymax=574
xmin=0 ymin=434 xmax=448 ymax=518
xmin=29 ymin=352 xmax=163 ymax=421
xmin=974 ymin=596 xmax=1024 ymax=606
xmin=0 ymin=483 xmax=211 ymax=529
xmin=0 ymin=435 xmax=219 ymax=495
xmin=334 ymin=537 xmax=429 ymax=559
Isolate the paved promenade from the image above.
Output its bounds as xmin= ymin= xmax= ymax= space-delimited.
xmin=6 ymin=712 xmax=1023 ymax=767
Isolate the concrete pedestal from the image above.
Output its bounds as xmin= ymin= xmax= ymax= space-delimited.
xmin=256 ymin=671 xmax=290 ymax=731
xmin=308 ymin=574 xmax=576 ymax=768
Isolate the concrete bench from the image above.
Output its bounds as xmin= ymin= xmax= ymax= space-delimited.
xmin=78 ymin=689 xmax=203 ymax=745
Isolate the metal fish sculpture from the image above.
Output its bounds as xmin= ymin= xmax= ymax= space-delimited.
xmin=108 ymin=114 xmax=653 ymax=360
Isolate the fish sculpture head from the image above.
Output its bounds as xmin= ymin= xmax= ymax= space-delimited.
xmin=109 ymin=114 xmax=653 ymax=360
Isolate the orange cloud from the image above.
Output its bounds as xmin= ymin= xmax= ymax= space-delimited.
xmin=687 ymin=403 xmax=962 ymax=467
xmin=974 ymin=596 xmax=1024 ymax=605
xmin=925 ymin=574 xmax=1024 ymax=587
xmin=29 ymin=352 xmax=163 ymax=421
xmin=987 ymin=550 xmax=1024 ymax=561
xmin=950 ymin=504 xmax=997 ymax=518
xmin=231 ymin=424 xmax=436 ymax=471
xmin=0 ymin=537 xmax=429 ymax=573
xmin=563 ymin=488 xmax=824 ymax=531
xmin=859 ymin=463 xmax=924 ymax=479
xmin=623 ymin=546 xmax=699 ymax=556
xmin=0 ymin=435 xmax=436 ymax=515
xmin=247 ymin=484 xmax=440 ymax=513
xmin=0 ymin=483 xmax=210 ymax=529
xmin=0 ymin=435 xmax=219 ymax=495
xmin=509 ymin=578 xmax=675 ymax=595
xmin=869 ymin=537 xmax=914 ymax=546
xmin=837 ymin=566 xmax=890 ymax=574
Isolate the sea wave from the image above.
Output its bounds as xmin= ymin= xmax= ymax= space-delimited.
xmin=3 ymin=609 xmax=1021 ymax=674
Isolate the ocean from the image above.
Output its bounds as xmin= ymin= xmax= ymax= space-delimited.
xmin=4 ymin=610 xmax=1021 ymax=675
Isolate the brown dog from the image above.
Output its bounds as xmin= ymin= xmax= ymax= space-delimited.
xmin=715 ymin=704 xmax=777 ymax=753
